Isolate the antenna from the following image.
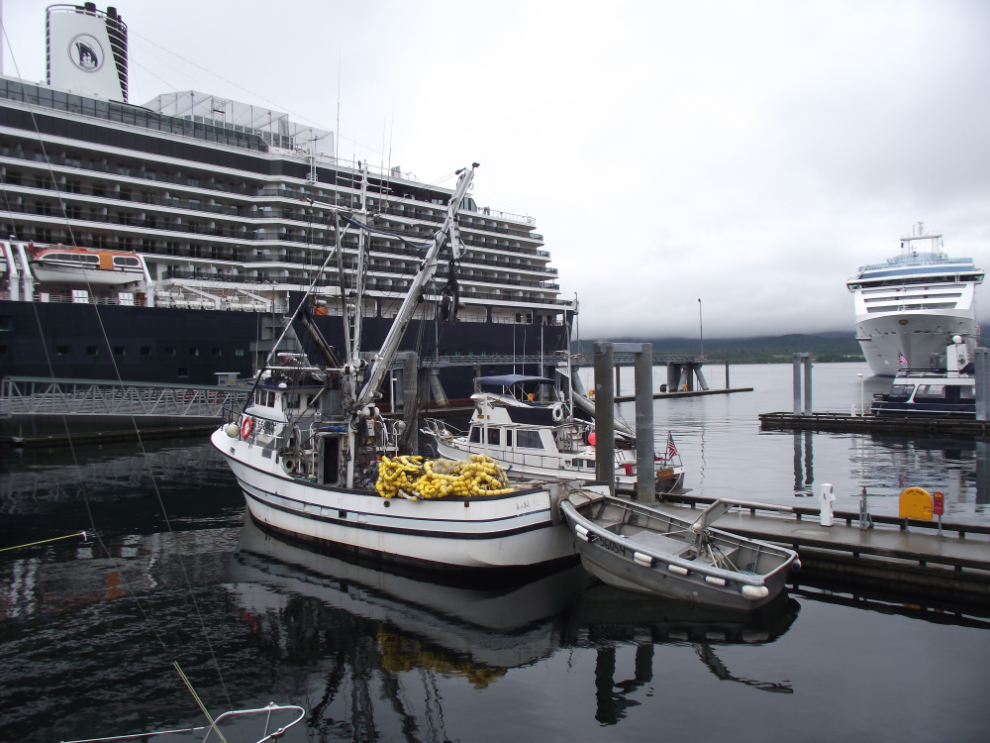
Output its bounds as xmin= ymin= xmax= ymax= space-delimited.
xmin=335 ymin=53 xmax=341 ymax=161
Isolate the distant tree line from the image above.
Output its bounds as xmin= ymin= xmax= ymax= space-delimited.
xmin=573 ymin=332 xmax=866 ymax=364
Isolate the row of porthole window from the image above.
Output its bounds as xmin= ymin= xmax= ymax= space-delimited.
xmin=53 ymin=346 xmax=247 ymax=357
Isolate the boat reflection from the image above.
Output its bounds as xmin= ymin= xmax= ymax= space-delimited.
xmin=565 ymin=583 xmax=799 ymax=723
xmin=228 ymin=521 xmax=801 ymax=731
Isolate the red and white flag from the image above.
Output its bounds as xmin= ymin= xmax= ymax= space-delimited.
xmin=666 ymin=432 xmax=678 ymax=460
xmin=898 ymin=350 xmax=908 ymax=366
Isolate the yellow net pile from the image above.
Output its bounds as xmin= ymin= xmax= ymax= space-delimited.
xmin=376 ymin=454 xmax=514 ymax=499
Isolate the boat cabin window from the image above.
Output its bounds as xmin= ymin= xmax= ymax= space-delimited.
xmin=914 ymin=384 xmax=946 ymax=401
xmin=517 ymin=430 xmax=544 ymax=449
xmin=505 ymin=430 xmax=512 ymax=447
xmin=267 ymin=391 xmax=276 ymax=408
xmin=284 ymin=393 xmax=301 ymax=409
xmin=113 ymin=256 xmax=140 ymax=267
xmin=469 ymin=427 xmax=481 ymax=444
xmin=888 ymin=384 xmax=915 ymax=401
xmin=488 ymin=429 xmax=500 ymax=446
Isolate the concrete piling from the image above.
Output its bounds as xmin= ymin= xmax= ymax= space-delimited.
xmin=634 ymin=343 xmax=655 ymax=504
xmin=976 ymin=348 xmax=988 ymax=422
xmin=594 ymin=341 xmax=616 ymax=495
xmin=793 ymin=353 xmax=812 ymax=415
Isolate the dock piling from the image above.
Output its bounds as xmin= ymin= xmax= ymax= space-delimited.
xmin=792 ymin=353 xmax=812 ymax=415
xmin=593 ymin=341 xmax=616 ymax=495
xmin=976 ymin=348 xmax=988 ymax=422
xmin=634 ymin=343 xmax=655 ymax=504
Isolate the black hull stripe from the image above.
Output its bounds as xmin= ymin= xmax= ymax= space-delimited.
xmin=236 ymin=476 xmax=552 ymax=527
xmin=242 ymin=488 xmax=557 ymax=541
xmin=249 ymin=513 xmax=579 ymax=574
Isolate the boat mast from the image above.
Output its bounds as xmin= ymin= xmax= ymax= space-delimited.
xmin=335 ymin=212 xmax=351 ymax=356
xmin=350 ymin=161 xmax=369 ymax=365
xmin=353 ymin=164 xmax=477 ymax=411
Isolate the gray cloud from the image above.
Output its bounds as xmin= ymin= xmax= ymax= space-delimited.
xmin=4 ymin=0 xmax=988 ymax=338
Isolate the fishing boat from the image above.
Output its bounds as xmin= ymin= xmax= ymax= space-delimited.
xmin=211 ymin=165 xmax=607 ymax=570
xmin=559 ymin=493 xmax=798 ymax=610
xmin=422 ymin=374 xmax=686 ymax=494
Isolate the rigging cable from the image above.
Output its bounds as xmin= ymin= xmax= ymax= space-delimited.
xmin=0 ymin=20 xmax=234 ymax=709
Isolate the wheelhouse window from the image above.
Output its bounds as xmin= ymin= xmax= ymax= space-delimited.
xmin=517 ymin=430 xmax=544 ymax=449
xmin=914 ymin=384 xmax=946 ymax=401
xmin=469 ymin=427 xmax=481 ymax=444
xmin=488 ymin=428 xmax=500 ymax=446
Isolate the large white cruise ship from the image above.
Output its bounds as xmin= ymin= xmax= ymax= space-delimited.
xmin=847 ymin=224 xmax=984 ymax=376
xmin=0 ymin=4 xmax=571 ymax=399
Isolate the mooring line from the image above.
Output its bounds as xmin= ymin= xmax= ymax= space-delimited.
xmin=0 ymin=531 xmax=88 ymax=553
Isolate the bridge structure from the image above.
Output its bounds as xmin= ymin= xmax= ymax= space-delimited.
xmin=0 ymin=376 xmax=251 ymax=444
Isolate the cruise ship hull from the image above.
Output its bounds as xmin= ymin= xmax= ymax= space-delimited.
xmin=854 ymin=309 xmax=975 ymax=377
xmin=0 ymin=298 xmax=568 ymax=401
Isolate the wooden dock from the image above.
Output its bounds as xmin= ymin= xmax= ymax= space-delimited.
xmin=760 ymin=411 xmax=990 ymax=439
xmin=615 ymin=387 xmax=754 ymax=403
xmin=656 ymin=493 xmax=990 ymax=601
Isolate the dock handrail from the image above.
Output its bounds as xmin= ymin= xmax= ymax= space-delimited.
xmin=660 ymin=493 xmax=990 ymax=538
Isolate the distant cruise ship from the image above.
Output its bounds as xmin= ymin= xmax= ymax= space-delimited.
xmin=0 ymin=4 xmax=571 ymax=397
xmin=847 ymin=224 xmax=984 ymax=377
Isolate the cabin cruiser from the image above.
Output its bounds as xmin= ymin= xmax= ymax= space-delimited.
xmin=870 ymin=335 xmax=976 ymax=418
xmin=423 ymin=374 xmax=685 ymax=495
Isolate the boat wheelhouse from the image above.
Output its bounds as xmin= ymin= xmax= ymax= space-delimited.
xmin=424 ymin=374 xmax=686 ymax=495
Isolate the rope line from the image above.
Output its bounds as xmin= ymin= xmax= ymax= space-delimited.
xmin=0 ymin=19 xmax=233 ymax=710
xmin=0 ymin=531 xmax=87 ymax=553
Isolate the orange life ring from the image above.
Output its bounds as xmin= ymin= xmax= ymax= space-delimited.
xmin=240 ymin=416 xmax=254 ymax=438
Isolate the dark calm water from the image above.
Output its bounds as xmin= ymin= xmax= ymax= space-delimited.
xmin=2 ymin=363 xmax=990 ymax=742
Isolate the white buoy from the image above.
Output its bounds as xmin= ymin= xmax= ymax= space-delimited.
xmin=224 ymin=423 xmax=240 ymax=438
xmin=742 ymin=584 xmax=770 ymax=600
xmin=818 ymin=482 xmax=836 ymax=527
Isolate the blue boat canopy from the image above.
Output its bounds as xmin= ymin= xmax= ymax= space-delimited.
xmin=476 ymin=374 xmax=555 ymax=387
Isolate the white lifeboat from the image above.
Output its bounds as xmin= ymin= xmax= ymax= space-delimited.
xmin=29 ymin=244 xmax=146 ymax=286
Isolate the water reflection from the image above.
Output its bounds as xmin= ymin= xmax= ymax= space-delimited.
xmin=792 ymin=431 xmax=814 ymax=496
xmin=565 ymin=583 xmax=798 ymax=724
xmin=229 ymin=521 xmax=801 ymax=734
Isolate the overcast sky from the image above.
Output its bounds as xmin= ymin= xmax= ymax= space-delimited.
xmin=4 ymin=1 xmax=990 ymax=339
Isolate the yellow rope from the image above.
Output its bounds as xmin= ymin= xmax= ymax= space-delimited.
xmin=0 ymin=531 xmax=87 ymax=553
xmin=173 ymin=661 xmax=229 ymax=743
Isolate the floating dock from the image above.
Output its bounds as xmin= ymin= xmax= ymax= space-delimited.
xmin=616 ymin=387 xmax=753 ymax=403
xmin=657 ymin=493 xmax=990 ymax=601
xmin=760 ymin=411 xmax=990 ymax=439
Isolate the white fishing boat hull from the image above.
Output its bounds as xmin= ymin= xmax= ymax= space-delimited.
xmin=213 ymin=428 xmax=595 ymax=570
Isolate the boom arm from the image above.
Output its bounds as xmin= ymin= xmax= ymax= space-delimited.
xmin=355 ymin=164 xmax=477 ymax=410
